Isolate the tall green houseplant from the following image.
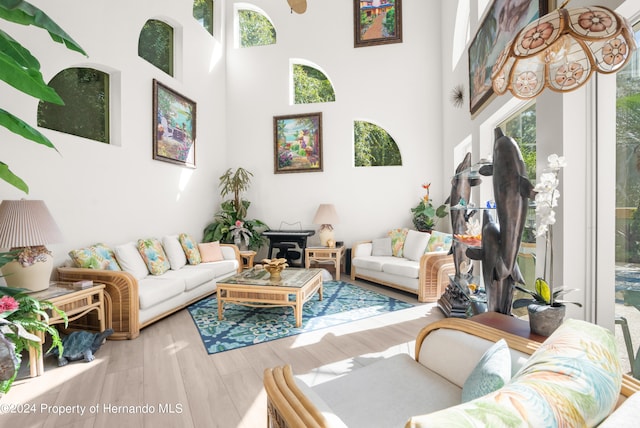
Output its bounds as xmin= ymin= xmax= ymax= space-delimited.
xmin=203 ymin=167 xmax=269 ymax=251
xmin=0 ymin=0 xmax=87 ymax=193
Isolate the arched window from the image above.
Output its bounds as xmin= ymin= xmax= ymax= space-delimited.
xmin=354 ymin=121 xmax=401 ymax=167
xmin=292 ymin=62 xmax=335 ymax=104
xmin=193 ymin=0 xmax=214 ymax=35
xmin=139 ymin=19 xmax=174 ymax=75
xmin=237 ymin=7 xmax=276 ymax=48
xmin=37 ymin=67 xmax=110 ymax=144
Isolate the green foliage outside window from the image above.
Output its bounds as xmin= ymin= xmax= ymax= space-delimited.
xmin=238 ymin=10 xmax=275 ymax=48
xmin=500 ymin=103 xmax=536 ymax=180
xmin=354 ymin=121 xmax=402 ymax=167
xmin=293 ymin=64 xmax=335 ymax=104
xmin=37 ymin=68 xmax=109 ymax=144
xmin=193 ymin=0 xmax=213 ymax=35
xmin=139 ymin=19 xmax=173 ymax=75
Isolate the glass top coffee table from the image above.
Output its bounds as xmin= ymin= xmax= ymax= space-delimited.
xmin=217 ymin=268 xmax=323 ymax=327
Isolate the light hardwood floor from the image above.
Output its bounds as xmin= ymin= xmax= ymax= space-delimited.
xmin=0 ymin=279 xmax=445 ymax=428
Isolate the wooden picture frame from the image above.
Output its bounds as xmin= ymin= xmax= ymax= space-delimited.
xmin=468 ymin=0 xmax=549 ymax=115
xmin=354 ymin=0 xmax=402 ymax=48
xmin=152 ymin=79 xmax=197 ymax=168
xmin=274 ymin=113 xmax=323 ymax=174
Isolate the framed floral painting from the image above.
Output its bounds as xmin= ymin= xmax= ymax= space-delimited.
xmin=468 ymin=0 xmax=549 ymax=115
xmin=152 ymin=79 xmax=197 ymax=168
xmin=273 ymin=113 xmax=323 ymax=174
xmin=354 ymin=0 xmax=402 ymax=48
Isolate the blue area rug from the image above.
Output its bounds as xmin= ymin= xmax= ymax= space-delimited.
xmin=188 ymin=280 xmax=413 ymax=354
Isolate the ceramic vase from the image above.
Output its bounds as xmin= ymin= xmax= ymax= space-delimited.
xmin=527 ymin=303 xmax=566 ymax=337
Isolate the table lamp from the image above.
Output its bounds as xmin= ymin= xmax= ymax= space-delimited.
xmin=0 ymin=200 xmax=63 ymax=292
xmin=313 ymin=204 xmax=339 ymax=247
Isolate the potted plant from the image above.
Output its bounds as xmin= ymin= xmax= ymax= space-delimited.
xmin=0 ymin=283 xmax=67 ymax=394
xmin=411 ymin=183 xmax=448 ymax=232
xmin=203 ymin=167 xmax=269 ymax=251
xmin=513 ymin=154 xmax=580 ymax=336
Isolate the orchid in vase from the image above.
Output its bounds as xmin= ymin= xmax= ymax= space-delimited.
xmin=513 ymin=154 xmax=581 ymax=334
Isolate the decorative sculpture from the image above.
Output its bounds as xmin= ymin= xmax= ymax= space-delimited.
xmin=467 ymin=128 xmax=535 ymax=314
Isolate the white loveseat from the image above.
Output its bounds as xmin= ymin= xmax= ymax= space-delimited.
xmin=264 ymin=317 xmax=640 ymax=428
xmin=57 ymin=235 xmax=241 ymax=340
xmin=351 ymin=229 xmax=455 ymax=302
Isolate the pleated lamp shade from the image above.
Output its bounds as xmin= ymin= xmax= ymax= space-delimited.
xmin=0 ymin=200 xmax=63 ymax=248
xmin=491 ymin=5 xmax=636 ymax=99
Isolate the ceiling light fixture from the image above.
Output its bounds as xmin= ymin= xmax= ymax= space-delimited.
xmin=491 ymin=1 xmax=636 ymax=99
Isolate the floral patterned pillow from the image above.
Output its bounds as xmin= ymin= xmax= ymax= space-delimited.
xmin=179 ymin=233 xmax=201 ymax=265
xmin=426 ymin=230 xmax=453 ymax=253
xmin=137 ymin=238 xmax=171 ymax=275
xmin=69 ymin=243 xmax=121 ymax=270
xmin=387 ymin=228 xmax=408 ymax=257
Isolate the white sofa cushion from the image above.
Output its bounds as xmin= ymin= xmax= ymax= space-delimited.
xmin=183 ymin=260 xmax=238 ymax=279
xmin=351 ymin=256 xmax=393 ymax=272
xmin=114 ymin=241 xmax=149 ymax=280
xmin=598 ymin=392 xmax=640 ymax=428
xmin=157 ymin=267 xmax=216 ymax=291
xmin=382 ymin=259 xmax=420 ymax=278
xmin=403 ymin=230 xmax=431 ymax=261
xmin=162 ymin=235 xmax=187 ymax=270
xmin=138 ymin=277 xmax=185 ymax=309
xmin=310 ymin=354 xmax=461 ymax=428
xmin=371 ymin=237 xmax=392 ymax=256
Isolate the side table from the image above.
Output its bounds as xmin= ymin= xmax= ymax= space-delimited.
xmin=469 ymin=311 xmax=546 ymax=343
xmin=28 ymin=282 xmax=108 ymax=377
xmin=305 ymin=246 xmax=345 ymax=280
xmin=239 ymin=250 xmax=257 ymax=270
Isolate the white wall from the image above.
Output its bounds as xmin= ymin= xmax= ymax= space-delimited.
xmin=0 ymin=0 xmax=228 ymax=267
xmin=225 ymin=0 xmax=445 ymax=254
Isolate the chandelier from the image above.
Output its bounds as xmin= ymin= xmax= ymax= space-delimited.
xmin=491 ymin=3 xmax=636 ymax=99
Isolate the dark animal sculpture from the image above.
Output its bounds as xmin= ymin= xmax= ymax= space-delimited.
xmin=448 ymin=152 xmax=482 ymax=279
xmin=50 ymin=329 xmax=113 ymax=366
xmin=469 ymin=128 xmax=535 ymax=314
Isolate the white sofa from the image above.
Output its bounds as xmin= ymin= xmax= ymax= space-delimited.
xmin=351 ymin=229 xmax=455 ymax=302
xmin=57 ymin=236 xmax=241 ymax=340
xmin=264 ymin=317 xmax=640 ymax=428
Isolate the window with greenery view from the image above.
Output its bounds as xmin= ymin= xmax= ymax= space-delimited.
xmin=354 ymin=121 xmax=401 ymax=167
xmin=37 ymin=68 xmax=109 ymax=144
xmin=193 ymin=0 xmax=214 ymax=35
xmin=138 ymin=19 xmax=174 ymax=75
xmin=499 ymin=103 xmax=536 ymax=180
xmin=293 ymin=64 xmax=335 ymax=104
xmin=238 ymin=9 xmax=276 ymax=48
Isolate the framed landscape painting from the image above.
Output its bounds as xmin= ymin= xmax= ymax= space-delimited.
xmin=354 ymin=0 xmax=402 ymax=48
xmin=468 ymin=0 xmax=548 ymax=115
xmin=153 ymin=79 xmax=197 ymax=168
xmin=274 ymin=113 xmax=323 ymax=174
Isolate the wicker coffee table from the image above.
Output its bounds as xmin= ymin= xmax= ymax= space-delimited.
xmin=217 ymin=268 xmax=323 ymax=327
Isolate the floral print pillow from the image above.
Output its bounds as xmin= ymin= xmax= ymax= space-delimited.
xmin=179 ymin=233 xmax=201 ymax=265
xmin=137 ymin=238 xmax=171 ymax=275
xmin=387 ymin=228 xmax=408 ymax=257
xmin=69 ymin=243 xmax=121 ymax=270
xmin=426 ymin=230 xmax=453 ymax=253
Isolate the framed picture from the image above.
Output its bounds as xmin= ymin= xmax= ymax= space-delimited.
xmin=152 ymin=79 xmax=197 ymax=168
xmin=468 ymin=0 xmax=549 ymax=115
xmin=274 ymin=112 xmax=323 ymax=174
xmin=354 ymin=0 xmax=402 ymax=48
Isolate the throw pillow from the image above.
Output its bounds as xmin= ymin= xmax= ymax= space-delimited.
xmin=69 ymin=243 xmax=121 ymax=271
xmin=179 ymin=233 xmax=201 ymax=265
xmin=198 ymin=241 xmax=224 ymax=262
xmin=402 ymin=230 xmax=431 ymax=262
xmin=461 ymin=339 xmax=511 ymax=403
xmin=426 ymin=230 xmax=453 ymax=253
xmin=162 ymin=235 xmax=187 ymax=270
xmin=137 ymin=238 xmax=171 ymax=275
xmin=387 ymin=228 xmax=408 ymax=257
xmin=114 ymin=242 xmax=150 ymax=279
xmin=371 ymin=237 xmax=392 ymax=257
